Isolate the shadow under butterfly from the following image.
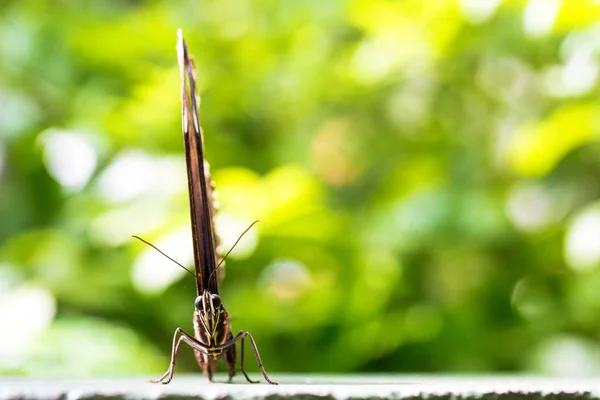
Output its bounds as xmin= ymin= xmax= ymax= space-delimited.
xmin=133 ymin=30 xmax=278 ymax=385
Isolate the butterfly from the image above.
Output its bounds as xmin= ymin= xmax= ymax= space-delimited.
xmin=136 ymin=30 xmax=277 ymax=385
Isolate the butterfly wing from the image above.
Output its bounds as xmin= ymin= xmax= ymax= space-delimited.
xmin=177 ymin=31 xmax=220 ymax=296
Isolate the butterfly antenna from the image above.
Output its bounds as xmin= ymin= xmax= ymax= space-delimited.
xmin=208 ymin=220 xmax=260 ymax=285
xmin=132 ymin=235 xmax=197 ymax=279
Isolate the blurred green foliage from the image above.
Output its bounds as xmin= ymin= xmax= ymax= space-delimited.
xmin=2 ymin=0 xmax=600 ymax=378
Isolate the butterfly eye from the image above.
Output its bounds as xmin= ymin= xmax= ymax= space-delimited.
xmin=194 ymin=296 xmax=202 ymax=310
xmin=211 ymin=294 xmax=222 ymax=309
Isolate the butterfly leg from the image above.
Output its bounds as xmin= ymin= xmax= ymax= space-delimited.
xmin=224 ymin=333 xmax=238 ymax=383
xmin=214 ymin=331 xmax=278 ymax=385
xmin=150 ymin=327 xmax=210 ymax=384
xmin=242 ymin=331 xmax=278 ymax=385
xmin=238 ymin=332 xmax=259 ymax=384
xmin=199 ymin=352 xmax=213 ymax=382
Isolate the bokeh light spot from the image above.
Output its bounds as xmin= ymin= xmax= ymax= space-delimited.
xmin=310 ymin=118 xmax=363 ymax=187
xmin=534 ymin=335 xmax=600 ymax=376
xmin=132 ymin=226 xmax=194 ymax=295
xmin=0 ymin=141 xmax=5 ymax=177
xmin=97 ymin=150 xmax=185 ymax=204
xmin=0 ymin=89 xmax=39 ymax=138
xmin=260 ymin=259 xmax=312 ymax=301
xmin=39 ymin=129 xmax=98 ymax=191
xmin=511 ymin=277 xmax=552 ymax=319
xmin=523 ymin=0 xmax=562 ymax=37
xmin=89 ymin=201 xmax=170 ymax=247
xmin=459 ymin=0 xmax=502 ymax=24
xmin=565 ymin=205 xmax=600 ymax=271
xmin=0 ymin=285 xmax=56 ymax=370
xmin=506 ymin=183 xmax=558 ymax=232
xmin=214 ymin=213 xmax=259 ymax=260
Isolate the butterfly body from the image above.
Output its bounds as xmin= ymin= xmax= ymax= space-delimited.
xmin=193 ymin=292 xmax=236 ymax=380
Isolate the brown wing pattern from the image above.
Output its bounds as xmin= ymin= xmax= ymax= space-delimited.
xmin=177 ymin=31 xmax=221 ymax=296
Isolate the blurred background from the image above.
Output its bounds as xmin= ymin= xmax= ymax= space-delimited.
xmin=2 ymin=0 xmax=600 ymax=378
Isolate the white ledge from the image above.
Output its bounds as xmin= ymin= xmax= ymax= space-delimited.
xmin=1 ymin=375 xmax=598 ymax=400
